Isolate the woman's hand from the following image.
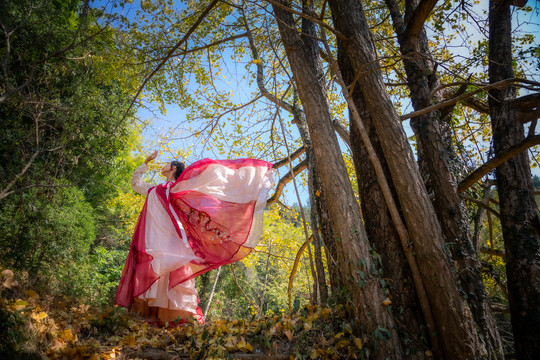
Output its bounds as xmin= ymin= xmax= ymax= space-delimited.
xmin=144 ymin=150 xmax=158 ymax=165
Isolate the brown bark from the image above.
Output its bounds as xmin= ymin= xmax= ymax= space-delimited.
xmin=384 ymin=0 xmax=503 ymax=357
xmin=339 ymin=41 xmax=428 ymax=358
xmin=272 ymin=2 xmax=402 ymax=357
xmin=328 ymin=0 xmax=485 ymax=358
xmin=308 ymin=163 xmax=329 ymax=305
xmin=314 ymin=177 xmax=341 ymax=293
xmin=488 ymin=1 xmax=540 ymax=358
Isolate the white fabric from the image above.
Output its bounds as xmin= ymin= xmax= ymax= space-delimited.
xmin=131 ymin=163 xmax=153 ymax=196
xmin=131 ymin=165 xmax=201 ymax=313
xmin=171 ymin=163 xmax=274 ymax=247
xmin=130 ymin=162 xmax=274 ymax=312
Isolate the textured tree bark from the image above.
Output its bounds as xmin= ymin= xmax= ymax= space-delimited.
xmin=273 ymin=2 xmax=403 ymax=357
xmin=383 ymin=0 xmax=503 ymax=357
xmin=313 ymin=174 xmax=341 ymax=293
xmin=308 ymin=163 xmax=329 ymax=305
xmin=488 ymin=1 xmax=540 ymax=358
xmin=328 ymin=0 xmax=484 ymax=358
xmin=338 ymin=41 xmax=428 ymax=358
xmin=301 ymin=0 xmax=328 ymax=305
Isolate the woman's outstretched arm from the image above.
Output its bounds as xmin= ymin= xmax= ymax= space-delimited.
xmin=131 ymin=150 xmax=158 ymax=196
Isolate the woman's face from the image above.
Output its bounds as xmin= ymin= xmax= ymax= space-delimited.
xmin=161 ymin=162 xmax=174 ymax=177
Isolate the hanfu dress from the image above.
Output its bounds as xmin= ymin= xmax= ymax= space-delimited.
xmin=115 ymin=159 xmax=274 ymax=323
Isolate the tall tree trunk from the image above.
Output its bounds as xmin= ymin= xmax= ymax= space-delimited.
xmin=383 ymin=0 xmax=503 ymax=357
xmin=308 ymin=163 xmax=329 ymax=305
xmin=338 ymin=40 xmax=429 ymax=358
xmin=314 ymin=173 xmax=341 ymax=293
xmin=488 ymin=1 xmax=540 ymax=358
xmin=273 ymin=2 xmax=403 ymax=357
xmin=301 ymin=0 xmax=328 ymax=306
xmin=328 ymin=0 xmax=485 ymax=358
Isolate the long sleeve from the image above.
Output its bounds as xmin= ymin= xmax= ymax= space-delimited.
xmin=131 ymin=163 xmax=153 ymax=196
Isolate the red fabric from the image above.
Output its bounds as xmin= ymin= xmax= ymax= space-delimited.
xmin=167 ymin=190 xmax=256 ymax=287
xmin=115 ymin=158 xmax=272 ymax=311
xmin=114 ymin=195 xmax=158 ymax=308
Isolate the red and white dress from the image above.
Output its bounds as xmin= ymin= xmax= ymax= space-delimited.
xmin=115 ymin=159 xmax=274 ymax=322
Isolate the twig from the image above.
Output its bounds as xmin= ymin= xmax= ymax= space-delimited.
xmin=458 ymin=135 xmax=540 ymax=192
xmin=120 ymin=0 xmax=220 ymax=124
xmin=401 ymin=78 xmax=540 ymax=121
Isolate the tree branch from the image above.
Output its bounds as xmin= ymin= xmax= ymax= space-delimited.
xmin=242 ymin=5 xmax=294 ymax=113
xmin=458 ymin=135 xmax=540 ymax=192
xmin=400 ymin=78 xmax=540 ymax=121
xmin=134 ymin=33 xmax=248 ymax=65
xmin=402 ymin=0 xmax=438 ymax=41
xmin=272 ymin=146 xmax=306 ymax=169
xmin=265 ymin=0 xmax=345 ymax=39
xmin=481 ymin=247 xmax=506 ymax=260
xmin=332 ymin=119 xmax=351 ymax=147
xmin=461 ymin=196 xmax=501 ymax=218
xmin=121 ymin=0 xmax=220 ymax=122
xmin=267 ymin=158 xmax=308 ymax=205
xmin=0 ymin=150 xmax=39 ymax=201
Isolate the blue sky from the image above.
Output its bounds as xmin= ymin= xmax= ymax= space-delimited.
xmin=99 ymin=0 xmax=540 ymax=205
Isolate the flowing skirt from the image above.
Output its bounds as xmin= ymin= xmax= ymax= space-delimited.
xmin=115 ymin=158 xmax=274 ymax=321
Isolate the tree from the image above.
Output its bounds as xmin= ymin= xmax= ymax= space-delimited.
xmin=272 ymin=1 xmax=402 ymax=357
xmin=382 ymin=0 xmax=503 ymax=356
xmin=327 ymin=0 xmax=488 ymax=357
xmin=488 ymin=0 xmax=540 ymax=358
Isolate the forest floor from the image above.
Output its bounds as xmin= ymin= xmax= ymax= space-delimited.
xmin=1 ymin=283 xmax=368 ymax=360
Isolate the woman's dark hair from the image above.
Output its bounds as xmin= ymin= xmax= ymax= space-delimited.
xmin=170 ymin=160 xmax=185 ymax=180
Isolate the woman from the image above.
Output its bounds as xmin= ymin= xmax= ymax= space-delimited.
xmin=115 ymin=150 xmax=274 ymax=325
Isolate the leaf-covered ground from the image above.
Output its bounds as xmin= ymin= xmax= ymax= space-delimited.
xmin=2 ymin=284 xmax=368 ymax=360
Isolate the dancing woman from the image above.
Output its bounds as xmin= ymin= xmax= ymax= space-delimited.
xmin=115 ymin=150 xmax=274 ymax=324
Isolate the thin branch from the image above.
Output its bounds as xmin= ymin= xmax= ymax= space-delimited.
xmin=272 ymin=146 xmax=306 ymax=169
xmin=0 ymin=150 xmax=39 ymax=201
xmin=265 ymin=0 xmax=345 ymax=40
xmin=121 ymin=0 xmax=220 ymax=123
xmin=401 ymin=78 xmax=540 ymax=121
xmin=332 ymin=119 xmax=351 ymax=147
xmin=252 ymin=248 xmax=295 ymax=261
xmin=462 ymin=196 xmax=501 ymax=218
xmin=266 ymin=158 xmax=308 ymax=205
xmin=242 ymin=5 xmax=294 ymax=113
xmin=459 ymin=135 xmax=540 ymax=192
xmin=463 ymin=97 xmax=490 ymax=114
xmin=481 ymin=247 xmax=506 ymax=260
xmin=320 ymin=25 xmax=440 ymax=354
xmin=287 ymin=236 xmax=312 ymax=310
xmin=229 ymin=263 xmax=261 ymax=313
xmin=133 ymin=33 xmax=248 ymax=65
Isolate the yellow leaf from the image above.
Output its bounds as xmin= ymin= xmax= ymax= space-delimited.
xmin=425 ymin=350 xmax=433 ymax=357
xmin=304 ymin=322 xmax=312 ymax=331
xmin=60 ymin=329 xmax=75 ymax=342
xmin=31 ymin=311 xmax=48 ymax=321
xmin=121 ymin=334 xmax=136 ymax=347
xmin=353 ymin=337 xmax=363 ymax=349
xmin=315 ymin=190 xmax=320 ymax=197
xmin=284 ymin=329 xmax=294 ymax=341
xmin=26 ymin=289 xmax=39 ymax=299
xmin=382 ymin=297 xmax=392 ymax=306
xmin=253 ymin=59 xmax=261 ymax=64
xmin=12 ymin=299 xmax=28 ymax=310
xmin=310 ymin=349 xmax=319 ymax=359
